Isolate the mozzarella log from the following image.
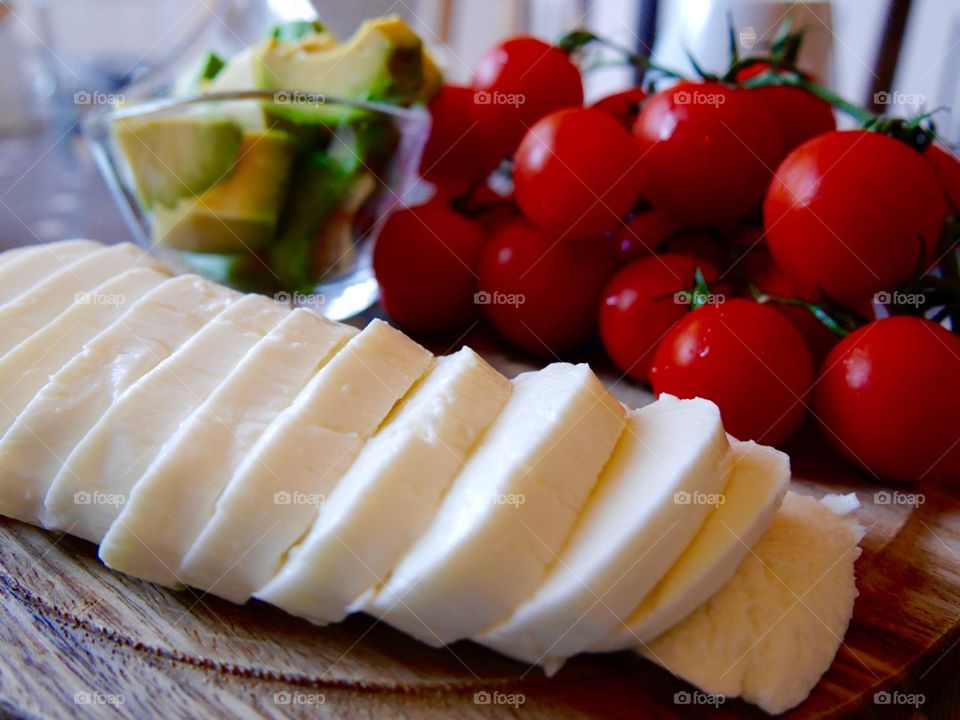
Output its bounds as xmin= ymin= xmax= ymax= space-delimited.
xmin=0 ymin=241 xmax=862 ymax=716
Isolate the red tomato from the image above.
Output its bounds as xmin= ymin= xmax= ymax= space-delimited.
xmin=478 ymin=219 xmax=614 ymax=355
xmin=724 ymin=223 xmax=765 ymax=251
xmin=600 ymin=254 xmax=719 ymax=384
xmin=764 ymin=130 xmax=947 ymax=303
xmin=373 ymin=200 xmax=486 ymax=334
xmin=590 ymin=87 xmax=646 ymax=128
xmin=419 ymin=85 xmax=499 ymax=187
xmin=926 ymin=143 xmax=960 ymax=214
xmin=472 ymin=36 xmax=583 ymax=155
xmin=633 ymin=81 xmax=784 ymax=228
xmin=650 ymin=299 xmax=813 ymax=445
xmin=736 ymin=63 xmax=836 ymax=152
xmin=613 ymin=210 xmax=679 ymax=263
xmin=514 ymin=108 xmax=645 ymax=243
xmin=815 ymin=317 xmax=960 ymax=483
xmin=747 ymin=253 xmax=843 ymax=363
xmin=663 ymin=231 xmax=729 ymax=274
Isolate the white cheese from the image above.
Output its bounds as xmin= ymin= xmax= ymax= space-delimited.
xmin=0 ymin=243 xmax=153 ymax=356
xmin=641 ymin=491 xmax=862 ymax=715
xmin=255 ymin=347 xmax=512 ymax=623
xmin=99 ymin=308 xmax=357 ymax=586
xmin=0 ymin=275 xmax=237 ymax=525
xmin=177 ymin=319 xmax=433 ymax=603
xmin=44 ymin=294 xmax=289 ymax=543
xmin=479 ymin=395 xmax=730 ymax=666
xmin=608 ymin=438 xmax=790 ymax=648
xmin=0 ymin=240 xmax=102 ymax=304
xmin=0 ymin=268 xmax=171 ymax=436
xmin=364 ymin=363 xmax=627 ymax=646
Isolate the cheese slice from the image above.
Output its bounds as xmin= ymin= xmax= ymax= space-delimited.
xmin=0 ymin=275 xmax=237 ymax=525
xmin=479 ymin=395 xmax=730 ymax=666
xmin=0 ymin=240 xmax=102 ymax=304
xmin=178 ymin=319 xmax=433 ymax=603
xmin=0 ymin=268 xmax=171 ymax=436
xmin=44 ymin=294 xmax=289 ymax=543
xmin=612 ymin=439 xmax=790 ymax=648
xmin=256 ymin=347 xmax=512 ymax=623
xmin=365 ymin=363 xmax=627 ymax=645
xmin=0 ymin=243 xmax=152 ymax=356
xmin=0 ymin=245 xmax=30 ymax=269
xmin=641 ymin=491 xmax=863 ymax=715
xmin=99 ymin=309 xmax=357 ymax=586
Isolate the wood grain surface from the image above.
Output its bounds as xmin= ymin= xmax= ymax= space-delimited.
xmin=0 ymin=355 xmax=957 ymax=719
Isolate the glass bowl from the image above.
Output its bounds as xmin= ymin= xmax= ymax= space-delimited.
xmin=84 ymin=90 xmax=430 ymax=320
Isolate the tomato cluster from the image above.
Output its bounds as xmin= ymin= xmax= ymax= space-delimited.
xmin=373 ymin=32 xmax=960 ymax=485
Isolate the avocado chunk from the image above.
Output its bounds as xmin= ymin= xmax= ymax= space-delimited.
xmin=256 ymin=15 xmax=429 ymax=106
xmin=113 ymin=116 xmax=243 ymax=209
xmin=152 ymin=129 xmax=295 ymax=254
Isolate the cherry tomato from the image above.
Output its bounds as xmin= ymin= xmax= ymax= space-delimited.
xmin=420 ymin=85 xmax=499 ymax=188
xmin=724 ymin=223 xmax=765 ymax=251
xmin=815 ymin=316 xmax=960 ymax=483
xmin=764 ymin=130 xmax=947 ymax=303
xmin=514 ymin=108 xmax=645 ymax=243
xmin=590 ymin=87 xmax=646 ymax=129
xmin=736 ymin=63 xmax=836 ymax=153
xmin=478 ymin=219 xmax=614 ymax=355
xmin=600 ymin=254 xmax=719 ymax=384
xmin=650 ymin=299 xmax=813 ymax=445
xmin=926 ymin=143 xmax=960 ymax=214
xmin=373 ymin=199 xmax=486 ymax=334
xmin=472 ymin=36 xmax=583 ymax=155
xmin=613 ymin=209 xmax=678 ymax=263
xmin=747 ymin=252 xmax=844 ymax=363
xmin=663 ymin=231 xmax=729 ymax=274
xmin=633 ymin=81 xmax=784 ymax=228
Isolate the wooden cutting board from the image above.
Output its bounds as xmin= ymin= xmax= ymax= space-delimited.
xmin=0 ymin=350 xmax=957 ymax=719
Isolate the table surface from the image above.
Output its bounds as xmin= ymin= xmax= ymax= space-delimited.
xmin=1 ymin=122 xmax=959 ymax=720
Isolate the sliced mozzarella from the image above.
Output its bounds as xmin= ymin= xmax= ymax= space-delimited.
xmin=256 ymin=347 xmax=512 ymax=623
xmin=0 ymin=243 xmax=152 ymax=356
xmin=44 ymin=294 xmax=289 ymax=543
xmin=0 ymin=276 xmax=238 ymax=525
xmin=0 ymin=240 xmax=102 ymax=304
xmin=640 ymin=491 xmax=862 ymax=715
xmin=0 ymin=245 xmax=30 ymax=268
xmin=99 ymin=309 xmax=357 ymax=586
xmin=364 ymin=363 xmax=627 ymax=646
xmin=177 ymin=319 xmax=433 ymax=603
xmin=612 ymin=439 xmax=790 ymax=647
xmin=479 ymin=395 xmax=729 ymax=666
xmin=0 ymin=268 xmax=171 ymax=436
